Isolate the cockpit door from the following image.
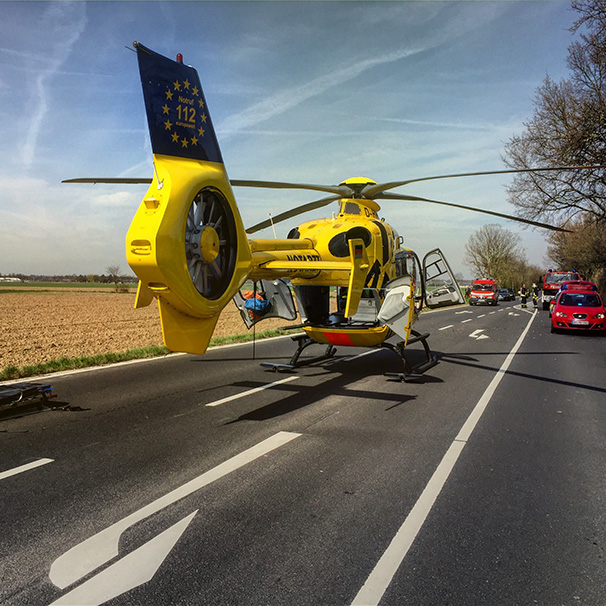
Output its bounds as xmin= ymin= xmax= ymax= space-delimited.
xmin=233 ymin=279 xmax=298 ymax=329
xmin=422 ymin=248 xmax=464 ymax=309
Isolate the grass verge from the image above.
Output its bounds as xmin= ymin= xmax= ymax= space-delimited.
xmin=0 ymin=328 xmax=301 ymax=382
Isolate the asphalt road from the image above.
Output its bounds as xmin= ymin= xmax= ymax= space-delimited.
xmin=1 ymin=301 xmax=605 ymax=606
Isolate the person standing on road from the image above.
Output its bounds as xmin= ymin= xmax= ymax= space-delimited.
xmin=532 ymin=283 xmax=539 ymax=309
xmin=519 ymin=283 xmax=528 ymax=308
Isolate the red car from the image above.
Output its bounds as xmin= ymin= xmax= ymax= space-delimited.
xmin=551 ymin=289 xmax=606 ymax=333
xmin=548 ymin=280 xmax=599 ymax=316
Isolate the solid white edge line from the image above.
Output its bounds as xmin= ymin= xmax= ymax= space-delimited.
xmin=0 ymin=333 xmax=303 ymax=385
xmin=205 ymin=376 xmax=299 ymax=407
xmin=0 ymin=458 xmax=54 ymax=481
xmin=351 ymin=310 xmax=538 ymax=606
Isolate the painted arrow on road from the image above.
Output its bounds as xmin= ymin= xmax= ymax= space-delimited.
xmin=49 ymin=510 xmax=198 ymax=605
xmin=469 ymin=329 xmax=489 ymax=340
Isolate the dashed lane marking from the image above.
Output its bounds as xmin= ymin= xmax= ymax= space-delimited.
xmin=0 ymin=458 xmax=53 ymax=481
xmin=204 ymin=376 xmax=299 ymax=407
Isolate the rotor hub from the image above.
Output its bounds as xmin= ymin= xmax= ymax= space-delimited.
xmin=198 ymin=225 xmax=220 ymax=263
xmin=338 ymin=177 xmax=377 ymax=198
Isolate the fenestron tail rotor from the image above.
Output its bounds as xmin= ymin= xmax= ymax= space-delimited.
xmin=123 ymin=43 xmax=253 ymax=355
xmin=185 ymin=187 xmax=238 ymax=299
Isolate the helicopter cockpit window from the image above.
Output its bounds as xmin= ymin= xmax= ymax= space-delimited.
xmin=395 ymin=251 xmax=418 ymax=279
xmin=341 ymin=202 xmax=361 ymax=215
xmin=394 ymin=250 xmax=423 ymax=312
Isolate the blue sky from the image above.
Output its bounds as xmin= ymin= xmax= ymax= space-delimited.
xmin=0 ymin=0 xmax=580 ymax=278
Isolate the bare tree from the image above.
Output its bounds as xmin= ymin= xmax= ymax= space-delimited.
xmin=106 ymin=265 xmax=121 ymax=288
xmin=464 ymin=224 xmax=526 ymax=285
xmin=504 ymin=0 xmax=606 ymax=227
xmin=547 ymin=216 xmax=606 ymax=291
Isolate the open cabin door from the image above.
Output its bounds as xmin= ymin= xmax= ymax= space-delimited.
xmin=376 ymin=250 xmax=422 ymax=344
xmin=233 ymin=279 xmax=298 ymax=329
xmin=377 ymin=276 xmax=416 ymax=344
xmin=422 ymin=248 xmax=464 ymax=309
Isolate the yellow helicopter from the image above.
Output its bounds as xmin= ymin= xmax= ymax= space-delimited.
xmin=65 ymin=43 xmax=602 ymax=380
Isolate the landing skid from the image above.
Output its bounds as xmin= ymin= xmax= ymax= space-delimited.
xmin=383 ymin=329 xmax=439 ymax=382
xmin=261 ymin=334 xmax=337 ymax=372
xmin=261 ymin=330 xmax=438 ymax=381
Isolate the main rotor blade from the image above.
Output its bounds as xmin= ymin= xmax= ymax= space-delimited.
xmin=245 ymin=195 xmax=342 ymax=234
xmin=63 ymin=177 xmax=349 ymax=196
xmin=62 ymin=178 xmax=153 ymax=184
xmin=231 ymin=179 xmax=350 ymax=197
xmin=363 ymin=165 xmax=606 ymax=198
xmin=376 ymin=192 xmax=571 ymax=232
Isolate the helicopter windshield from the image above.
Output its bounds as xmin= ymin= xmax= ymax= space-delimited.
xmin=341 ymin=202 xmax=361 ymax=215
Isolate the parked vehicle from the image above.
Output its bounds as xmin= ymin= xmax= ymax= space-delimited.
xmin=427 ymin=285 xmax=461 ymax=307
xmin=497 ymin=288 xmax=514 ymax=301
xmin=469 ymin=279 xmax=498 ymax=305
xmin=540 ymin=270 xmax=582 ymax=310
xmin=548 ymin=281 xmax=599 ymax=316
xmin=551 ymin=290 xmax=606 ymax=333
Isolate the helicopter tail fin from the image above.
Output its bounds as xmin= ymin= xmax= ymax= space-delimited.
xmin=126 ymin=43 xmax=252 ymax=354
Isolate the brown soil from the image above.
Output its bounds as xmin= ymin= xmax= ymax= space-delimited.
xmin=0 ymin=290 xmax=299 ymax=370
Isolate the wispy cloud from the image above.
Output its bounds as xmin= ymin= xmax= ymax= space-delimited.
xmin=21 ymin=2 xmax=87 ymax=167
xmin=218 ymin=46 xmax=427 ymax=136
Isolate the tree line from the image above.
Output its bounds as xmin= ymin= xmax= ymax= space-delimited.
xmin=465 ymin=1 xmax=606 ymax=293
xmin=0 ymin=272 xmax=137 ymax=284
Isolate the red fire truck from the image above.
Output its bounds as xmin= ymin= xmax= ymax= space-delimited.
xmin=540 ymin=270 xmax=581 ymax=310
xmin=469 ymin=278 xmax=498 ymax=306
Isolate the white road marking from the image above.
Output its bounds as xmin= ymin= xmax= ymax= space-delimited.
xmin=455 ymin=310 xmax=473 ymax=315
xmin=0 ymin=458 xmax=53 ymax=481
xmin=438 ymin=325 xmax=454 ymax=331
xmin=469 ymin=329 xmax=489 ymax=341
xmin=351 ymin=310 xmax=537 ymax=606
xmin=461 ymin=319 xmax=472 ymax=324
xmin=49 ymin=510 xmax=198 ymax=605
xmin=205 ymin=376 xmax=299 ymax=407
xmin=344 ymin=349 xmax=381 ymax=362
xmin=477 ymin=314 xmax=486 ymax=318
xmin=0 ymin=334 xmax=301 ymax=384
xmin=489 ymin=311 xmax=496 ymax=314
xmin=49 ymin=431 xmax=301 ymax=589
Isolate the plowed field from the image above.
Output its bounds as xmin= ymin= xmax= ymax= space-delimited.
xmin=0 ymin=290 xmax=298 ymax=370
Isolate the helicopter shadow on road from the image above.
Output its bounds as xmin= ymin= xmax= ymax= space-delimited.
xmin=436 ymin=350 xmax=606 ymax=395
xmin=220 ymin=349 xmax=431 ymax=423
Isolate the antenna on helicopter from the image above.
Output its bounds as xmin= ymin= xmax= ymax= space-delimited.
xmin=269 ymin=214 xmax=277 ymax=238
